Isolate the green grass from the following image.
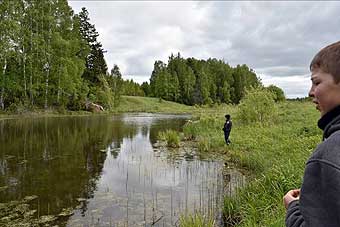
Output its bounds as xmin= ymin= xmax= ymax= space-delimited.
xmin=158 ymin=129 xmax=180 ymax=147
xmin=114 ymin=96 xmax=193 ymax=113
xmin=179 ymin=213 xmax=215 ymax=227
xmin=182 ymin=100 xmax=320 ymax=226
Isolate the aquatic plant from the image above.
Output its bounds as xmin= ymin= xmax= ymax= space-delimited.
xmin=179 ymin=213 xmax=215 ymax=227
xmin=157 ymin=129 xmax=180 ymax=147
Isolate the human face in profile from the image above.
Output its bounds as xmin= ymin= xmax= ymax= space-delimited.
xmin=309 ymin=68 xmax=340 ymax=116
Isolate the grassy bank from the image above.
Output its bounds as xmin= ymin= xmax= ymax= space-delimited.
xmin=182 ymin=100 xmax=321 ymax=226
xmin=0 ymin=96 xmax=194 ymax=119
xmin=114 ymin=96 xmax=194 ymax=113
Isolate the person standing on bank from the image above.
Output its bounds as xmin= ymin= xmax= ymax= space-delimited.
xmin=223 ymin=114 xmax=232 ymax=145
xmin=284 ymin=41 xmax=340 ymax=226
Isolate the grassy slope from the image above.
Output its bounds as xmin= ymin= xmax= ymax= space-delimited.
xmin=115 ymin=96 xmax=194 ymax=113
xmin=0 ymin=96 xmax=194 ymax=119
xmin=182 ymin=100 xmax=321 ymax=226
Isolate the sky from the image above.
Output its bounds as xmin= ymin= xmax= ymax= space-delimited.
xmin=68 ymin=1 xmax=340 ymax=98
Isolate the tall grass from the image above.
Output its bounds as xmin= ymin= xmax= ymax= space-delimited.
xmin=179 ymin=213 xmax=215 ymax=227
xmin=183 ymin=100 xmax=321 ymax=226
xmin=158 ymin=129 xmax=180 ymax=147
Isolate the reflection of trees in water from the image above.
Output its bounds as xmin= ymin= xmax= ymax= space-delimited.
xmin=0 ymin=114 xmax=190 ymax=226
xmin=0 ymin=116 xmax=138 ymax=218
xmin=149 ymin=118 xmax=187 ymax=143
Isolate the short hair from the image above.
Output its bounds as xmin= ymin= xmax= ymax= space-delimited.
xmin=225 ymin=114 xmax=230 ymax=119
xmin=310 ymin=41 xmax=340 ymax=83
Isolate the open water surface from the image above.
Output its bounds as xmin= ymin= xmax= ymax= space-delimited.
xmin=0 ymin=113 xmax=244 ymax=226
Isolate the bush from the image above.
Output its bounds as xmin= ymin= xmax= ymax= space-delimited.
xmin=238 ymin=87 xmax=277 ymax=125
xmin=266 ymin=84 xmax=285 ymax=102
xmin=158 ymin=130 xmax=180 ymax=147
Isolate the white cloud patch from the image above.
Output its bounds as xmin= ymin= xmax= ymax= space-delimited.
xmin=259 ymin=74 xmax=311 ymax=99
xmin=69 ymin=1 xmax=340 ymax=97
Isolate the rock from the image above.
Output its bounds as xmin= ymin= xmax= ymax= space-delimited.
xmin=86 ymin=102 xmax=104 ymax=113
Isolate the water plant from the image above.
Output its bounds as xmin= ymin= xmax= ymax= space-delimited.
xmin=179 ymin=213 xmax=215 ymax=227
xmin=157 ymin=129 xmax=180 ymax=147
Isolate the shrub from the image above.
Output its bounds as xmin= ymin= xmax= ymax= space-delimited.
xmin=238 ymin=87 xmax=277 ymax=125
xmin=266 ymin=84 xmax=285 ymax=102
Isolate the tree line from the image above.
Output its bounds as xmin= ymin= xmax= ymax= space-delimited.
xmin=0 ymin=0 xmax=145 ymax=111
xmin=0 ymin=0 xmax=284 ymax=112
xmin=144 ymin=53 xmax=265 ymax=105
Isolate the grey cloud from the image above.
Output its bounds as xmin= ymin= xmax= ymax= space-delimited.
xmin=69 ymin=1 xmax=340 ymax=97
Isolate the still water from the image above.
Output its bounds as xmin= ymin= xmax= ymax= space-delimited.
xmin=0 ymin=113 xmax=244 ymax=226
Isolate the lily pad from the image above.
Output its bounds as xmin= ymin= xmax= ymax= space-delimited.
xmin=38 ymin=215 xmax=57 ymax=224
xmin=76 ymin=198 xmax=86 ymax=202
xmin=23 ymin=195 xmax=38 ymax=202
xmin=4 ymin=155 xmax=15 ymax=160
xmin=18 ymin=160 xmax=28 ymax=165
xmin=23 ymin=209 xmax=37 ymax=218
xmin=58 ymin=207 xmax=74 ymax=217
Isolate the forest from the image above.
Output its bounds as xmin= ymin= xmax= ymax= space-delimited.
xmin=0 ymin=0 xmax=284 ymax=113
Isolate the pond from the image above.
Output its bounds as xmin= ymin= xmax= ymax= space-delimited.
xmin=0 ymin=113 xmax=244 ymax=226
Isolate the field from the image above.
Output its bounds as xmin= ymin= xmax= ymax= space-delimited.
xmin=181 ymin=100 xmax=320 ymax=226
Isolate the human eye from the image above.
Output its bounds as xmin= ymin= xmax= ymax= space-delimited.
xmin=312 ymin=79 xmax=320 ymax=86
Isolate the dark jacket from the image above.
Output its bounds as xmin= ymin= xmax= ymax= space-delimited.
xmin=223 ymin=120 xmax=232 ymax=132
xmin=286 ymin=106 xmax=340 ymax=227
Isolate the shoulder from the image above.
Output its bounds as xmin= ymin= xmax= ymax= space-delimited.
xmin=309 ymin=131 xmax=340 ymax=166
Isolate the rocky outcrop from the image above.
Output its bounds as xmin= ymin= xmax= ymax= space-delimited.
xmin=85 ymin=102 xmax=104 ymax=113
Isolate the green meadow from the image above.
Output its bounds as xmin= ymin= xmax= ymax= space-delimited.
xmin=179 ymin=100 xmax=320 ymax=226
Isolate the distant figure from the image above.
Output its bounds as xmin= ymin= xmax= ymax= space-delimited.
xmin=223 ymin=114 xmax=232 ymax=145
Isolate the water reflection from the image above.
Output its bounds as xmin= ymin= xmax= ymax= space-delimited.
xmin=0 ymin=113 xmax=243 ymax=226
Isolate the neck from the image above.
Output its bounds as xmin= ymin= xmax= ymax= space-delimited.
xmin=318 ymin=105 xmax=340 ymax=130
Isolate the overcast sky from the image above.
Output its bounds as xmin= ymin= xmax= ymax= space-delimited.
xmin=68 ymin=1 xmax=340 ymax=98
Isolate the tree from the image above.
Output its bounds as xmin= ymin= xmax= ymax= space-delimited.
xmin=266 ymin=85 xmax=285 ymax=102
xmin=238 ymin=87 xmax=277 ymax=125
xmin=109 ymin=65 xmax=123 ymax=107
xmin=78 ymin=7 xmax=107 ymax=87
xmin=141 ymin=82 xmax=150 ymax=96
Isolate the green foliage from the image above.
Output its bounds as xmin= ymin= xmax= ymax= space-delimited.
xmin=149 ymin=54 xmax=261 ymax=106
xmin=179 ymin=213 xmax=215 ymax=227
xmin=184 ymin=100 xmax=320 ymax=226
xmin=95 ymin=74 xmax=113 ymax=109
xmin=266 ymin=84 xmax=286 ymax=102
xmin=238 ymin=87 xmax=277 ymax=125
xmin=158 ymin=129 xmax=180 ymax=147
xmin=114 ymin=96 xmax=193 ymax=113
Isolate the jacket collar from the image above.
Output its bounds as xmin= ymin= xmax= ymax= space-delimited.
xmin=318 ymin=105 xmax=340 ymax=140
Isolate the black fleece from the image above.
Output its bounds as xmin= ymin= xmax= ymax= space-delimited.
xmin=286 ymin=106 xmax=340 ymax=226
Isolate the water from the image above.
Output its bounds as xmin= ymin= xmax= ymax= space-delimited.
xmin=0 ymin=113 xmax=244 ymax=226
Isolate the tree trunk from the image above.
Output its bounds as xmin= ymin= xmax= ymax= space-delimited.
xmin=23 ymin=46 xmax=27 ymax=97
xmin=44 ymin=63 xmax=49 ymax=110
xmin=29 ymin=12 xmax=33 ymax=105
xmin=57 ymin=65 xmax=61 ymax=104
xmin=0 ymin=58 xmax=7 ymax=110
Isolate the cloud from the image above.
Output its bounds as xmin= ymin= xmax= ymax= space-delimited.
xmin=68 ymin=1 xmax=340 ymax=98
